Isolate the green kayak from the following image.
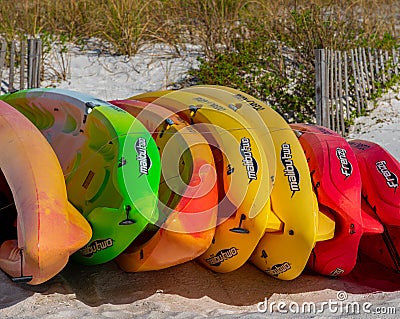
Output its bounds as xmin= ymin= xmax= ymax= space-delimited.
xmin=0 ymin=88 xmax=161 ymax=265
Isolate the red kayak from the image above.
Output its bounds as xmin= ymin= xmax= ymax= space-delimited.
xmin=290 ymin=124 xmax=382 ymax=276
xmin=349 ymin=139 xmax=399 ymax=225
xmin=350 ymin=139 xmax=400 ymax=271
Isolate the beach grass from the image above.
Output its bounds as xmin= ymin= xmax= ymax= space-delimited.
xmin=1 ymin=0 xmax=398 ymax=56
xmin=1 ymin=0 xmax=399 ymax=122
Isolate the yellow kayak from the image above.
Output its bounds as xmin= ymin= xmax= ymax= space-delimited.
xmin=132 ymin=90 xmax=280 ymax=272
xmin=183 ymin=86 xmax=335 ymax=280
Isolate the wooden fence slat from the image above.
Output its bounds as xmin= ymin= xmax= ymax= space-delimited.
xmin=380 ymin=49 xmax=386 ymax=83
xmin=375 ymin=49 xmax=380 ymax=84
xmin=9 ymin=41 xmax=16 ymax=92
xmin=32 ymin=39 xmax=39 ymax=88
xmin=355 ymin=47 xmax=366 ymax=112
xmin=330 ymin=49 xmax=335 ymax=130
xmin=324 ymin=49 xmax=330 ymax=129
xmin=334 ymin=50 xmax=339 ymax=131
xmin=357 ymin=47 xmax=366 ymax=100
xmin=20 ymin=40 xmax=26 ymax=90
xmin=27 ymin=38 xmax=34 ymax=88
xmin=393 ymin=48 xmax=399 ymax=76
xmin=351 ymin=49 xmax=361 ymax=115
xmin=338 ymin=51 xmax=345 ymax=135
xmin=361 ymin=48 xmax=368 ymax=103
xmin=0 ymin=39 xmax=6 ymax=92
xmin=315 ymin=49 xmax=322 ymax=126
xmin=325 ymin=49 xmax=331 ymax=129
xmin=333 ymin=50 xmax=339 ymax=132
xmin=325 ymin=49 xmax=330 ymax=128
xmin=361 ymin=47 xmax=371 ymax=98
xmin=368 ymin=48 xmax=375 ymax=94
xmin=344 ymin=51 xmax=350 ymax=121
xmin=32 ymin=38 xmax=37 ymax=88
xmin=385 ymin=50 xmax=390 ymax=81
xmin=36 ymin=39 xmax=42 ymax=87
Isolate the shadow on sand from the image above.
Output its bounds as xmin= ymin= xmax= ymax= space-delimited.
xmin=1 ymin=252 xmax=399 ymax=309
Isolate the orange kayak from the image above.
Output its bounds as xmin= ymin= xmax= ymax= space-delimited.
xmin=110 ymin=99 xmax=218 ymax=271
xmin=0 ymin=101 xmax=92 ymax=284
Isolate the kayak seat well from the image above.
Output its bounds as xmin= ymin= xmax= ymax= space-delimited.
xmin=14 ymin=101 xmax=55 ymax=131
xmin=0 ymin=169 xmax=17 ymax=245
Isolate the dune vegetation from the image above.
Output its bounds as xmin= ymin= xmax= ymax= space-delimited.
xmin=1 ymin=0 xmax=399 ymax=120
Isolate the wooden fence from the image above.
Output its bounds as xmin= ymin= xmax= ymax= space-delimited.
xmin=0 ymin=38 xmax=42 ymax=94
xmin=315 ymin=47 xmax=399 ymax=135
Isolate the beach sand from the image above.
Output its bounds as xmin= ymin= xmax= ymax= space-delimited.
xmin=1 ymin=253 xmax=399 ymax=318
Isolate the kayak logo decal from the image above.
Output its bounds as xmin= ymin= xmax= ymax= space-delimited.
xmin=193 ymin=96 xmax=226 ymax=111
xmin=233 ymin=93 xmax=266 ymax=111
xmin=79 ymin=238 xmax=114 ymax=258
xmin=315 ymin=126 xmax=334 ymax=135
xmin=336 ymin=148 xmax=353 ymax=179
xmin=240 ymin=137 xmax=258 ymax=182
xmin=135 ymin=137 xmax=152 ymax=176
xmin=376 ymin=160 xmax=398 ymax=191
xmin=265 ymin=262 xmax=291 ymax=277
xmin=329 ymin=267 xmax=345 ymax=277
xmin=280 ymin=143 xmax=300 ymax=197
xmin=205 ymin=247 xmax=239 ymax=266
xmin=348 ymin=140 xmax=371 ymax=151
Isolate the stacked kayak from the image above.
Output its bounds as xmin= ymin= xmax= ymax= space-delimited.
xmin=110 ymin=99 xmax=219 ymax=271
xmin=0 ymin=101 xmax=92 ymax=285
xmin=0 ymin=89 xmax=161 ymax=266
xmin=290 ymin=124 xmax=384 ymax=276
xmin=177 ymin=86 xmax=335 ymax=280
xmin=350 ymin=139 xmax=400 ymax=271
xmin=0 ymin=85 xmax=398 ymax=285
xmin=132 ymin=89 xmax=280 ymax=273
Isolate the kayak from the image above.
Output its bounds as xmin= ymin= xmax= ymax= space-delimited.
xmin=349 ymin=139 xmax=400 ymax=225
xmin=132 ymin=90 xmax=280 ymax=273
xmin=290 ymin=123 xmax=382 ymax=276
xmin=350 ymin=139 xmax=400 ymax=271
xmin=109 ymin=99 xmax=218 ymax=271
xmin=183 ymin=86 xmax=335 ymax=280
xmin=0 ymin=101 xmax=91 ymax=284
xmin=0 ymin=88 xmax=161 ymax=265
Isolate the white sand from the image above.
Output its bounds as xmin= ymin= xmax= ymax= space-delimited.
xmin=1 ymin=45 xmax=399 ymax=318
xmin=1 ymin=255 xmax=399 ymax=318
xmin=348 ymin=89 xmax=400 ymax=160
